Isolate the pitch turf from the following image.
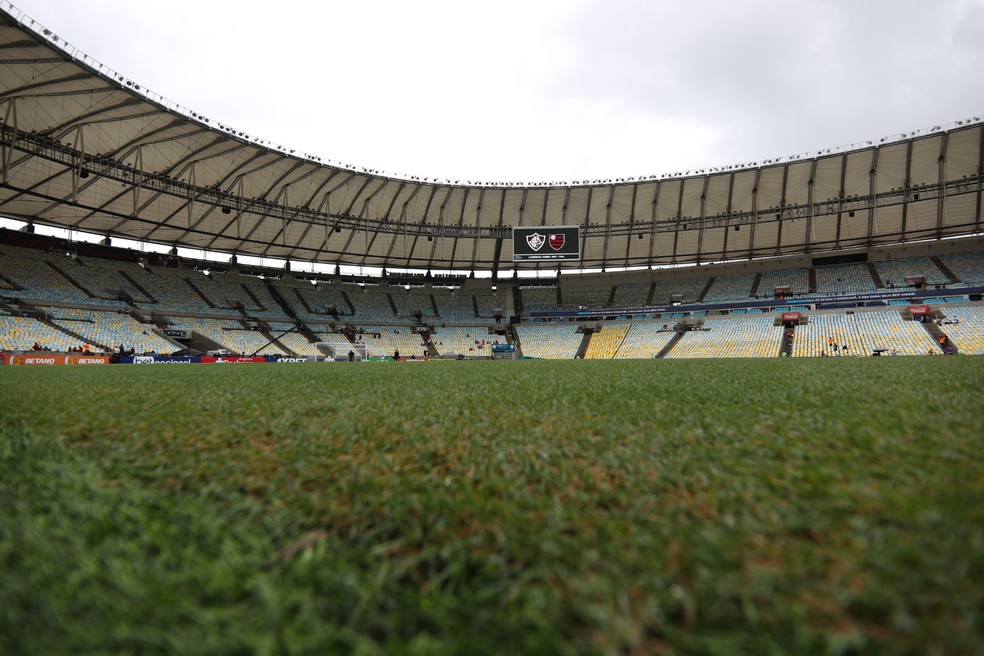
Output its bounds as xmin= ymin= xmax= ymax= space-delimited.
xmin=1 ymin=358 xmax=983 ymax=654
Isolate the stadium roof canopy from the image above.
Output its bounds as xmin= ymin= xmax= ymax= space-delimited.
xmin=1 ymin=3 xmax=982 ymax=275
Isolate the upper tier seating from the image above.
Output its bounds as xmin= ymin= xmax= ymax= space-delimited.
xmin=130 ymin=267 xmax=221 ymax=314
xmin=67 ymin=256 xmax=155 ymax=303
xmin=0 ymin=247 xmax=104 ymax=304
xmin=520 ymin=287 xmax=559 ymax=313
xmin=432 ymin=289 xmax=477 ymax=322
xmin=611 ymin=283 xmax=650 ymax=308
xmin=272 ymin=280 xmax=351 ymax=320
xmin=560 ymin=286 xmax=611 ymax=309
xmin=473 ymin=290 xmax=501 ymax=320
xmin=651 ymin=277 xmax=710 ymax=305
xmin=703 ymin=273 xmax=757 ymax=303
xmin=758 ymin=267 xmax=811 ymax=298
xmin=940 ymin=251 xmax=984 ymax=285
xmin=390 ymin=289 xmax=437 ymax=319
xmin=813 ymin=264 xmax=877 ymax=296
xmin=347 ymin=289 xmax=397 ymax=322
xmin=873 ymin=256 xmax=950 ymax=288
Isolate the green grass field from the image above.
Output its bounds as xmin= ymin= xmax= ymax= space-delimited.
xmin=2 ymin=358 xmax=983 ymax=654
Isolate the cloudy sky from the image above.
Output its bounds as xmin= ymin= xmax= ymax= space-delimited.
xmin=8 ymin=0 xmax=984 ymax=183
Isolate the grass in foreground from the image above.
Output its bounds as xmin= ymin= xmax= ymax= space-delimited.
xmin=1 ymin=358 xmax=983 ymax=654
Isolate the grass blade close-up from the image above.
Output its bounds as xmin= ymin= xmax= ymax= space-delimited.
xmin=2 ymin=358 xmax=983 ymax=654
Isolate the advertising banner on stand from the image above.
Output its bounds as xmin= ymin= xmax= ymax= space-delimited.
xmin=124 ymin=356 xmax=199 ymax=364
xmin=3 ymin=355 xmax=111 ymax=366
xmin=200 ymin=356 xmax=267 ymax=364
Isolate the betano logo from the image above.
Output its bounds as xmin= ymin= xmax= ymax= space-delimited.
xmin=14 ymin=356 xmax=57 ymax=365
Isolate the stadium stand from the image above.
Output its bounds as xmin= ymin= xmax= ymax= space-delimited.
xmin=1 ymin=247 xmax=102 ymax=305
xmin=347 ymin=288 xmax=397 ymax=321
xmin=3 ymin=229 xmax=984 ymax=360
xmin=390 ymin=288 xmax=436 ymax=319
xmin=520 ymin=287 xmax=559 ymax=313
xmin=758 ymin=267 xmax=811 ymax=298
xmin=703 ymin=273 xmax=757 ymax=303
xmin=190 ymin=272 xmax=273 ymax=316
xmin=792 ymin=311 xmax=937 ymax=357
xmin=873 ymin=256 xmax=950 ymax=289
xmin=264 ymin=321 xmax=320 ymax=357
xmin=584 ymin=324 xmax=630 ymax=359
xmin=67 ymin=256 xmax=154 ymax=304
xmin=472 ymin=289 xmax=501 ymax=321
xmin=935 ymin=306 xmax=984 ymax=355
xmin=126 ymin=266 xmax=218 ymax=314
xmin=611 ymin=283 xmax=650 ymax=308
xmin=432 ymin=289 xmax=477 ymax=322
xmin=167 ymin=317 xmax=286 ymax=355
xmin=0 ymin=314 xmax=78 ymax=352
xmin=354 ymin=325 xmax=428 ymax=358
xmin=274 ymin=280 xmax=350 ymax=320
xmin=514 ymin=323 xmax=582 ymax=359
xmin=47 ymin=307 xmax=177 ymax=354
xmin=940 ymin=251 xmax=984 ymax=285
xmin=560 ymin=285 xmax=611 ymax=309
xmin=430 ymin=326 xmax=494 ymax=357
xmin=651 ymin=277 xmax=710 ymax=305
xmin=813 ymin=264 xmax=878 ymax=296
xmin=666 ymin=317 xmax=782 ymax=359
xmin=612 ymin=323 xmax=679 ymax=359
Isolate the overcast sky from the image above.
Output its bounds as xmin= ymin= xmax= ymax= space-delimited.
xmin=8 ymin=0 xmax=984 ymax=183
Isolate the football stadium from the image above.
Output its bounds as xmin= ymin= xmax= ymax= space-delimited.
xmin=1 ymin=2 xmax=983 ymax=653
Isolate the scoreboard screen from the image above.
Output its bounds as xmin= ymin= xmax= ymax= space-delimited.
xmin=512 ymin=226 xmax=581 ymax=262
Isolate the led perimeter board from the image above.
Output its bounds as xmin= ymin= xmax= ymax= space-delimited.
xmin=512 ymin=226 xmax=581 ymax=262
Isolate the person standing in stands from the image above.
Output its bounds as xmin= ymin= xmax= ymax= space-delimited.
xmin=394 ymin=349 xmax=400 ymax=361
